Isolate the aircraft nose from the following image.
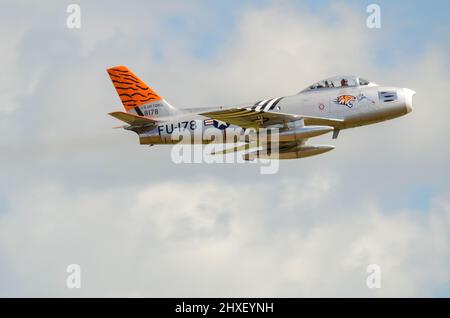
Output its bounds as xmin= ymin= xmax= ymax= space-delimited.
xmin=404 ymin=88 xmax=416 ymax=113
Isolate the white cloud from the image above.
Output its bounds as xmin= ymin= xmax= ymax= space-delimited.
xmin=0 ymin=176 xmax=449 ymax=297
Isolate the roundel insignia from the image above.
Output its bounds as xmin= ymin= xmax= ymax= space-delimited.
xmin=213 ymin=120 xmax=230 ymax=130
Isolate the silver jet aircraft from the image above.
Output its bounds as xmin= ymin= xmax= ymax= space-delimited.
xmin=108 ymin=66 xmax=414 ymax=160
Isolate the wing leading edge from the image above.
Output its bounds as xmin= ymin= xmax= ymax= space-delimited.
xmin=200 ymin=108 xmax=344 ymax=129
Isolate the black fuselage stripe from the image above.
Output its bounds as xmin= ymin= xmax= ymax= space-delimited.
xmin=261 ymin=99 xmax=273 ymax=107
xmin=269 ymin=97 xmax=284 ymax=110
xmin=134 ymin=107 xmax=144 ymax=116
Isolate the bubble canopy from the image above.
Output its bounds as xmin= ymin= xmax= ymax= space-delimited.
xmin=299 ymin=76 xmax=377 ymax=93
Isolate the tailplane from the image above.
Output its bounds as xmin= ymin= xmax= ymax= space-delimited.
xmin=107 ymin=65 xmax=179 ymax=117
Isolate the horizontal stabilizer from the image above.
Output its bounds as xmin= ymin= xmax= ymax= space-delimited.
xmin=109 ymin=111 xmax=157 ymax=126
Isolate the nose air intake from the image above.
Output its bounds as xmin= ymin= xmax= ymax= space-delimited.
xmin=404 ymin=88 xmax=416 ymax=113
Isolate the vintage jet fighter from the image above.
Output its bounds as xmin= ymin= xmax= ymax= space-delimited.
xmin=107 ymin=66 xmax=414 ymax=160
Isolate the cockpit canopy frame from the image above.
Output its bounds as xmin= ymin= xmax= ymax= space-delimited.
xmin=300 ymin=75 xmax=376 ymax=93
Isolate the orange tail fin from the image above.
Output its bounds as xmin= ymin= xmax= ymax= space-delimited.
xmin=107 ymin=66 xmax=163 ymax=112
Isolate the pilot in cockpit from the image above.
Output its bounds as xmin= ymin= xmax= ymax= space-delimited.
xmin=341 ymin=78 xmax=348 ymax=87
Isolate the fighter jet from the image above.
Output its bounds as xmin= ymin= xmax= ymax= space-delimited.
xmin=107 ymin=66 xmax=414 ymax=160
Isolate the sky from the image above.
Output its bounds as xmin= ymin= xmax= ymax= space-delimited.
xmin=0 ymin=0 xmax=449 ymax=297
